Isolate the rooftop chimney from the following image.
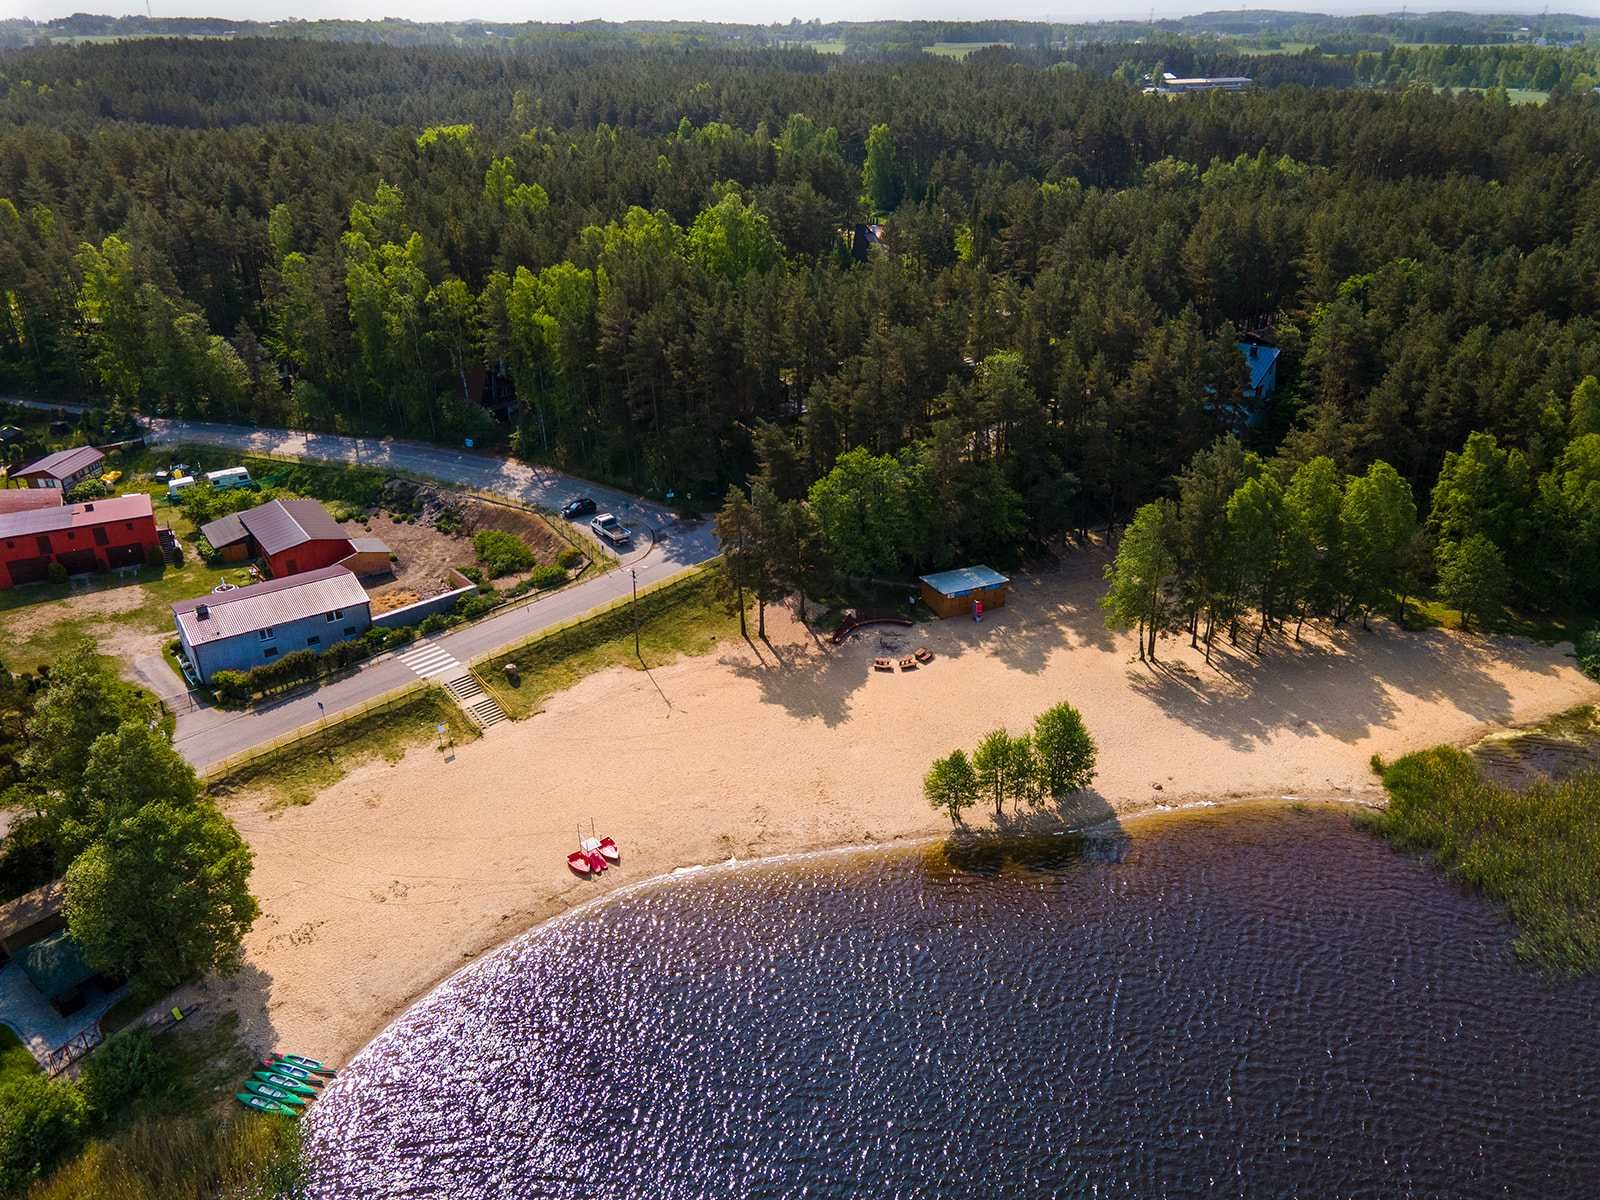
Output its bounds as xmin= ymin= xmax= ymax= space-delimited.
xmin=196 ymin=604 xmax=210 ymax=620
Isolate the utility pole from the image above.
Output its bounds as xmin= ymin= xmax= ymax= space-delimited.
xmin=631 ymin=567 xmax=640 ymax=660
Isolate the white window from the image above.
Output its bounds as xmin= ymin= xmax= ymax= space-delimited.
xmin=325 ymin=608 xmax=344 ymax=622
xmin=258 ymin=626 xmax=275 ymax=641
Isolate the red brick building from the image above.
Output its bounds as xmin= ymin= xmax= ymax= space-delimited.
xmin=0 ymin=493 xmax=159 ymax=588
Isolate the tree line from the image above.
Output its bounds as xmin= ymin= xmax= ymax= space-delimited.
xmin=2 ymin=40 xmax=1599 ymax=588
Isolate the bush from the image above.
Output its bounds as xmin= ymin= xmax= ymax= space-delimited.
xmin=455 ymin=591 xmax=502 ymax=620
xmin=246 ymin=649 xmax=319 ymax=696
xmin=418 ymin=613 xmax=450 ymax=636
xmin=78 ymin=1030 xmax=164 ymax=1121
xmin=558 ymin=547 xmax=585 ymax=570
xmin=473 ymin=529 xmax=535 ymax=577
xmin=0 ymin=1074 xmax=88 ymax=1193
xmin=143 ymin=543 xmax=165 ymax=568
xmin=65 ymin=479 xmax=110 ymax=503
xmin=210 ymin=670 xmax=251 ymax=708
xmin=529 ymin=564 xmax=567 ymax=590
xmin=1576 ymin=628 xmax=1600 ymax=682
xmin=457 ymin=564 xmax=483 ymax=584
xmin=46 ymin=562 xmax=67 ymax=584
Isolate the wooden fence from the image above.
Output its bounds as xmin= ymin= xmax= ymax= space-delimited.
xmin=199 ymin=679 xmax=433 ymax=784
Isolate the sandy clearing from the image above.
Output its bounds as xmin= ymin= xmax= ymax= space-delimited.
xmin=4 ymin=581 xmax=148 ymax=641
xmin=190 ymin=545 xmax=1600 ymax=1064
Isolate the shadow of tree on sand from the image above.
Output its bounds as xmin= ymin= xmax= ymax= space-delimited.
xmin=1128 ymin=618 xmax=1520 ymax=751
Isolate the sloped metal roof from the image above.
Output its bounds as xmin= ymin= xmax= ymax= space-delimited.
xmin=0 ymin=490 xmax=64 ymax=515
xmin=172 ymin=564 xmax=369 ymax=645
xmin=238 ymin=498 xmax=349 ymax=557
xmin=199 ymin=512 xmax=249 ymax=548
xmin=0 ymin=492 xmax=152 ymax=540
xmin=13 ymin=445 xmax=103 ymax=481
xmin=20 ymin=930 xmax=95 ymax=1001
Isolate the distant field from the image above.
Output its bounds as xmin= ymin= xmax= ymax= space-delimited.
xmin=926 ymin=41 xmax=1011 ymax=58
xmin=1233 ymin=41 xmax=1315 ymax=56
xmin=1446 ymin=85 xmax=1550 ymax=105
xmin=782 ymin=39 xmax=846 ymax=54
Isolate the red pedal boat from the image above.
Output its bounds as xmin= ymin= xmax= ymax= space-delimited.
xmin=567 ymin=850 xmax=592 ymax=877
xmin=598 ymin=836 xmax=620 ymax=863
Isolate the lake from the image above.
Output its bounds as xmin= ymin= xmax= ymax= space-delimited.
xmin=305 ymin=804 xmax=1600 ymax=1199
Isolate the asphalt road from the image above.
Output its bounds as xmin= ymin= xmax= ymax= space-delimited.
xmin=107 ymin=418 xmax=722 ymax=771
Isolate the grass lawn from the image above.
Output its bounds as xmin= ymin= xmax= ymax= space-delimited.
xmin=1366 ymin=745 xmax=1600 ymax=973
xmin=1 ymin=1024 xmax=40 ymax=1087
xmin=479 ymin=565 xmax=740 ymax=719
xmin=926 ymin=41 xmax=1010 ymax=58
xmin=26 ymin=1012 xmax=305 ymax=1200
xmin=205 ymin=685 xmax=479 ymax=807
xmin=1401 ymin=597 xmax=1581 ymax=644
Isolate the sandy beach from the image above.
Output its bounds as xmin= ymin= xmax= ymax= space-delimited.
xmin=198 ymin=545 xmax=1600 ymax=1063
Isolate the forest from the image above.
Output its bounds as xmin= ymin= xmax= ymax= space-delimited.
xmin=2 ymin=36 xmax=1600 ymax=615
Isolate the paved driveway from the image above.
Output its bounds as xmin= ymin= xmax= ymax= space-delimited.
xmin=130 ymin=419 xmax=719 ymax=771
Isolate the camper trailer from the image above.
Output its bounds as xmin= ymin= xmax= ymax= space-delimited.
xmin=206 ymin=467 xmax=253 ymax=491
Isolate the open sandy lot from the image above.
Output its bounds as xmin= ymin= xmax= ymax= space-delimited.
xmin=196 ymin=543 xmax=1600 ymax=1064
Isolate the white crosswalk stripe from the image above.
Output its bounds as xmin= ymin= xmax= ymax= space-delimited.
xmin=397 ymin=640 xmax=462 ymax=680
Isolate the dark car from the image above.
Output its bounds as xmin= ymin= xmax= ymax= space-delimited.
xmin=561 ymin=496 xmax=597 ymax=519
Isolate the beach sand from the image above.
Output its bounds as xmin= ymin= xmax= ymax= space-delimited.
xmin=198 ymin=546 xmax=1600 ymax=1063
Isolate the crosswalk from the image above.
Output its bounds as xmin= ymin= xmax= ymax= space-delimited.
xmin=397 ymin=639 xmax=462 ymax=680
xmin=396 ymin=638 xmax=508 ymax=729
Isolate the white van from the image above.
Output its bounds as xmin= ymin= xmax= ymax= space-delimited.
xmin=167 ymin=475 xmax=197 ymax=498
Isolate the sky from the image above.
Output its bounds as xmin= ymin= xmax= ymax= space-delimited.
xmin=5 ymin=2 xmax=1583 ymax=25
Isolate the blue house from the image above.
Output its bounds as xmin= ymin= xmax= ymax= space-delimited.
xmin=172 ymin=564 xmax=372 ymax=684
xmin=1238 ymin=339 xmax=1280 ymax=400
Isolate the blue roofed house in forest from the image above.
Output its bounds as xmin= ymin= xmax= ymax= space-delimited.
xmin=1238 ymin=339 xmax=1280 ymax=402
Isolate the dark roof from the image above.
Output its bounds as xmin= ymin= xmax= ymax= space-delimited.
xmin=172 ymin=564 xmax=369 ymax=645
xmin=0 ymin=492 xmax=152 ymax=540
xmin=14 ymin=445 xmax=104 ymax=480
xmin=919 ymin=565 xmax=1011 ymax=596
xmin=199 ymin=512 xmax=249 ymax=548
xmin=20 ymin=930 xmax=96 ymax=1001
xmin=239 ymin=499 xmax=348 ymax=557
xmin=1238 ymin=341 xmax=1281 ymax=393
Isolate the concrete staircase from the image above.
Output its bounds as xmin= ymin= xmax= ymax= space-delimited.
xmin=445 ymin=672 xmax=507 ymax=729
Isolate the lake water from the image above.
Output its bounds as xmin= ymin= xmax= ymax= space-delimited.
xmin=304 ymin=805 xmax=1600 ymax=1199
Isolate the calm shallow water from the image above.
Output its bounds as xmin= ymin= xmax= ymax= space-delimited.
xmin=305 ymin=806 xmax=1600 ymax=1199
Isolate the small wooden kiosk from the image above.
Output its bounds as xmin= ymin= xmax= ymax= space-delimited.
xmin=918 ymin=566 xmax=1010 ymax=619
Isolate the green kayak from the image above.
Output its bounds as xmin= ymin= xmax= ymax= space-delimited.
xmin=242 ymin=1079 xmax=308 ymax=1108
xmin=235 ymin=1092 xmax=299 ymax=1118
xmin=252 ymin=1070 xmax=319 ymax=1098
xmin=265 ymin=1052 xmax=337 ymax=1078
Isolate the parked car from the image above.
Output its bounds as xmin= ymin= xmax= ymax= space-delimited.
xmin=590 ymin=513 xmax=631 ymax=545
xmin=561 ymin=496 xmax=597 ymax=519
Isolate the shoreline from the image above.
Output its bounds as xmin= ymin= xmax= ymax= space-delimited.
xmin=333 ymin=788 xmax=1386 ymax=1069
xmin=194 ymin=551 xmax=1600 ymax=1068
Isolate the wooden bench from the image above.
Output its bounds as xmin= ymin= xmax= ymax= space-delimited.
xmin=873 ymin=657 xmax=894 ymax=672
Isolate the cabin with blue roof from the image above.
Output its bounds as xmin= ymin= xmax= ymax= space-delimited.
xmin=1238 ymin=339 xmax=1279 ymax=400
xmin=919 ymin=565 xmax=1010 ymax=619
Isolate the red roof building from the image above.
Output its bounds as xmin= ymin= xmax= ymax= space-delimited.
xmin=0 ymin=493 xmax=159 ymax=588
xmin=0 ymin=491 xmax=65 ymax=515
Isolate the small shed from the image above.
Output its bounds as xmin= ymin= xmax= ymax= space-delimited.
xmin=918 ymin=565 xmax=1011 ymax=619
xmin=338 ymin=537 xmax=394 ymax=578
xmin=19 ymin=929 xmax=98 ymax=1015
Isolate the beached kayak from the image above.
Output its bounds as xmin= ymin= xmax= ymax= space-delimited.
xmin=252 ymin=1070 xmax=320 ymax=1098
xmin=235 ymin=1091 xmax=299 ymax=1118
xmin=258 ymin=1059 xmax=324 ymax=1086
xmin=243 ymin=1079 xmax=308 ymax=1108
xmin=266 ymin=1052 xmax=338 ymax=1077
